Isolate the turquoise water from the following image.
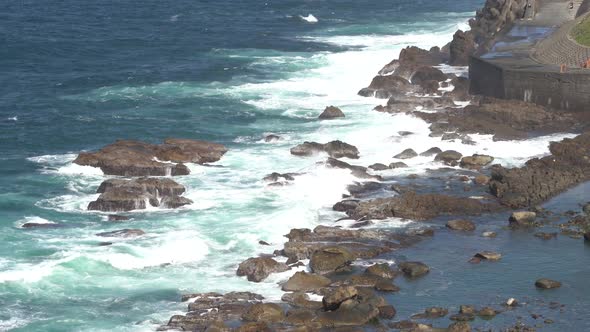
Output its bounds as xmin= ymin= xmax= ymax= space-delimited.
xmin=1 ymin=0 xmax=588 ymax=330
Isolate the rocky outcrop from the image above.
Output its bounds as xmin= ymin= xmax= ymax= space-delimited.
xmin=378 ymin=46 xmax=449 ymax=79
xmin=74 ymin=139 xmax=227 ymax=176
xmin=237 ymin=257 xmax=290 ymax=282
xmin=449 ymin=30 xmax=476 ymax=66
xmin=281 ymin=271 xmax=331 ymax=292
xmin=358 ymin=75 xmax=417 ymax=99
xmin=290 ymin=141 xmax=360 ymax=159
xmin=310 ymin=246 xmax=354 ymax=274
xmin=319 ymin=106 xmax=345 ymax=119
xmin=88 ymin=178 xmax=192 ymax=212
xmin=490 ymin=133 xmax=590 ymax=208
xmin=325 ymin=158 xmax=380 ymax=180
xmin=348 ymin=192 xmax=496 ymax=221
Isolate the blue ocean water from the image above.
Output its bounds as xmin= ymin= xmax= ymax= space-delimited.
xmin=2 ymin=0 xmax=588 ymax=331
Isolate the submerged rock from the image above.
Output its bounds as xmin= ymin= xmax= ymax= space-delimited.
xmin=264 ymin=134 xmax=281 ymax=142
xmin=446 ymin=219 xmax=476 ymax=231
xmin=237 ymin=257 xmax=289 ymax=282
xmin=74 ymin=139 xmax=227 ymax=176
xmin=319 ymin=106 xmax=345 ymax=119
xmin=399 ymin=261 xmax=430 ymax=278
xmin=535 ymin=278 xmax=562 ymax=289
xmin=411 ymin=307 xmax=449 ymax=319
xmin=96 ymin=229 xmax=145 ymax=238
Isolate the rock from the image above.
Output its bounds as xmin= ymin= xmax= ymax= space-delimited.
xmin=378 ymin=305 xmax=396 ymax=319
xmin=435 ymin=150 xmax=463 ymax=165
xmin=237 ymin=257 xmax=289 ymax=282
xmin=281 ymin=292 xmax=322 ymax=310
xmin=365 ymin=263 xmax=398 ymax=279
xmin=459 ymin=305 xmax=476 ymax=315
xmin=411 ymin=307 xmax=448 ymax=319
xmin=290 ymin=141 xmax=359 ymax=159
xmin=509 ymin=211 xmax=537 ymax=226
xmin=315 ymin=300 xmax=380 ymax=327
xmin=310 ymin=246 xmax=354 ymax=274
xmin=21 ymin=222 xmax=62 ymax=229
xmin=474 ymin=251 xmax=502 ymax=261
xmin=96 ymin=229 xmax=145 ymax=238
xmin=474 ymin=174 xmax=490 ymax=185
xmin=369 ymin=163 xmax=389 ymax=171
xmin=420 ymin=147 xmax=442 ymax=157
xmin=348 ymin=192 xmax=496 ymax=221
xmin=326 ymin=158 xmax=377 ymax=179
xmin=160 ymin=196 xmax=193 ymax=209
xmin=241 ymin=303 xmax=284 ymax=323
xmin=389 ymin=162 xmax=408 ymax=169
xmin=446 ymin=219 xmax=476 ymax=231
xmin=482 ymin=231 xmax=497 ymax=238
xmin=374 ymin=280 xmax=400 ymax=292
xmin=332 ymin=200 xmax=360 ymax=213
xmin=478 ymin=307 xmax=497 ymax=318
xmin=460 ymin=154 xmax=494 ymax=169
xmin=585 ymin=232 xmax=590 ymax=241
xmin=583 ymin=202 xmax=590 ymax=215
xmin=449 ymin=30 xmax=475 ymax=66
xmin=263 ymin=172 xmax=296 ymax=182
xmin=450 ymin=313 xmax=475 ymax=322
xmin=398 ymin=131 xmax=414 ymax=136
xmin=505 ymin=298 xmax=518 ymax=307
xmin=107 ymin=215 xmax=130 ymax=222
xmin=394 ymin=148 xmax=418 ymax=159
xmin=258 ymin=240 xmax=270 ymax=246
xmin=410 ymin=66 xmax=447 ymax=86
xmin=264 ymin=134 xmax=281 ymax=142
xmin=535 ymin=278 xmax=562 ymax=289
xmin=74 ymin=139 xmax=227 ymax=176
xmin=534 ymin=232 xmax=557 ymax=240
xmin=448 ymin=321 xmax=472 ymax=332
xmin=399 ymin=261 xmax=430 ymax=278
xmin=359 ymin=75 xmax=415 ymax=99
xmin=389 ymin=320 xmax=420 ymax=330
xmin=322 ymin=286 xmax=358 ymax=311
xmin=281 ymin=271 xmax=331 ymax=292
xmin=319 ymin=106 xmax=345 ymax=120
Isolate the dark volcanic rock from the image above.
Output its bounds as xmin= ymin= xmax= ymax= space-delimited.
xmin=263 ymin=172 xmax=297 ymax=182
xmin=410 ymin=66 xmax=447 ymax=85
xmin=74 ymin=139 xmax=227 ymax=176
xmin=358 ymin=75 xmax=415 ymax=99
xmin=399 ymin=261 xmax=430 ymax=278
xmin=435 ymin=150 xmax=463 ymax=165
xmin=291 ymin=140 xmax=359 ymax=159
xmin=333 ymin=200 xmax=360 ymax=213
xmin=107 ymin=215 xmax=130 ymax=222
xmin=446 ymin=219 xmax=476 ymax=231
xmin=393 ymin=148 xmax=418 ymax=159
xmin=237 ymin=257 xmax=289 ymax=282
xmin=449 ymin=30 xmax=476 ymax=66
xmin=348 ymin=192 xmax=496 ymax=221
xmin=369 ymin=163 xmax=389 ymax=171
xmin=326 ymin=158 xmax=379 ymax=179
xmin=420 ymin=147 xmax=442 ymax=157
xmin=490 ymin=132 xmax=590 ymax=208
xmin=21 ymin=222 xmax=62 ymax=229
xmin=535 ymin=278 xmax=562 ymax=289
xmin=319 ymin=106 xmax=345 ymax=119
xmin=389 ymin=162 xmax=408 ymax=169
xmin=264 ymin=134 xmax=281 ymax=142
xmin=88 ymin=177 xmax=192 ymax=212
xmin=281 ymin=271 xmax=331 ymax=292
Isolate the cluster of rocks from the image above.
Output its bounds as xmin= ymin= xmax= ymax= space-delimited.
xmin=290 ymin=140 xmax=359 ymax=159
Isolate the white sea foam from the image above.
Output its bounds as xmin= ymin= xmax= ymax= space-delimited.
xmin=7 ymin=116 xmax=18 ymax=121
xmin=0 ymin=253 xmax=79 ymax=283
xmin=299 ymin=14 xmax=318 ymax=23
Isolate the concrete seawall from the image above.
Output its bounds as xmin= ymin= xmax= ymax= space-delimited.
xmin=470 ymin=56 xmax=590 ymax=111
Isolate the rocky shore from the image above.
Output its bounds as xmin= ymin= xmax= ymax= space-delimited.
xmin=48 ymin=1 xmax=590 ymax=331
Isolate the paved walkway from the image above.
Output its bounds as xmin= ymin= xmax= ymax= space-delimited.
xmin=532 ymin=13 xmax=590 ymax=66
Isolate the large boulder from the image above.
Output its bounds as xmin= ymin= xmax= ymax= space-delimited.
xmin=446 ymin=219 xmax=476 ymax=231
xmin=322 ymin=286 xmax=358 ymax=311
xmin=399 ymin=261 xmax=430 ymax=278
xmin=74 ymin=139 xmax=227 ymax=176
xmin=237 ymin=257 xmax=290 ymax=282
xmin=319 ymin=106 xmax=345 ymax=120
xmin=509 ymin=211 xmax=537 ymax=226
xmin=535 ymin=278 xmax=562 ymax=289
xmin=281 ymin=271 xmax=331 ymax=292
xmin=310 ymin=246 xmax=354 ymax=274
xmin=393 ymin=148 xmax=418 ymax=159
xmin=435 ymin=150 xmax=463 ymax=165
xmin=241 ymin=303 xmax=284 ymax=323
xmin=291 ymin=141 xmax=359 ymax=159
xmin=365 ymin=263 xmax=398 ymax=279
xmin=88 ymin=177 xmax=192 ymax=212
xmin=460 ymin=154 xmax=494 ymax=169
xmin=410 ymin=66 xmax=447 ymax=86
xmin=449 ymin=30 xmax=476 ymax=66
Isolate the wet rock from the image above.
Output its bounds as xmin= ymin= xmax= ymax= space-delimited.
xmin=378 ymin=305 xmax=396 ymax=319
xmin=374 ymin=279 xmax=400 ymax=292
xmin=291 ymin=141 xmax=360 ymax=159
xmin=448 ymin=321 xmax=472 ymax=332
xmin=394 ymin=148 xmax=418 ymax=159
xmin=281 ymin=292 xmax=322 ymax=310
xmin=473 ymin=251 xmax=502 ymax=261
xmin=389 ymin=320 xmax=420 ymax=330
xmin=410 ymin=66 xmax=447 ymax=85
xmin=534 ymin=232 xmax=557 ymax=240
xmin=389 ymin=162 xmax=408 ymax=169
xmin=358 ymin=75 xmax=415 ymax=99
xmin=323 ymin=286 xmax=358 ymax=311
xmin=478 ymin=307 xmax=497 ymax=318
xmin=585 ymin=232 xmax=590 ymax=241
xmin=411 ymin=307 xmax=448 ymax=319
xmin=282 ymin=271 xmax=331 ymax=292
xmin=89 ymin=177 xmax=192 ymax=212
xmin=482 ymin=231 xmax=497 ymax=238
xmin=237 ymin=257 xmax=289 ymax=282
xmin=490 ymin=133 xmax=590 ymax=208
xmin=21 ymin=222 xmax=62 ymax=229
xmin=348 ymin=192 xmax=496 ymax=221
xmin=241 ymin=303 xmax=284 ymax=323
xmin=333 ymin=200 xmax=360 ymax=213
xmin=74 ymin=139 xmax=227 ymax=176
xmin=258 ymin=240 xmax=270 ymax=246
xmin=449 ymin=30 xmax=475 ymax=66
xmin=96 ymin=229 xmax=145 ymax=238
xmin=310 ymin=246 xmax=354 ymax=274
xmin=399 ymin=261 xmax=430 ymax=278
xmin=435 ymin=150 xmax=463 ymax=165
xmin=535 ymin=278 xmax=562 ymax=289
xmin=326 ymin=158 xmax=378 ymax=179
xmin=107 ymin=215 xmax=130 ymax=222
xmin=369 ymin=163 xmax=389 ymax=171
xmin=98 ymin=242 xmax=113 ymax=246
xmin=474 ymin=174 xmax=490 ymax=185
xmin=420 ymin=147 xmax=442 ymax=157
xmin=509 ymin=211 xmax=537 ymax=226
xmin=365 ymin=263 xmax=398 ymax=279
xmin=319 ymin=106 xmax=345 ymax=120
xmin=583 ymin=202 xmax=590 ymax=215
xmin=459 ymin=305 xmax=475 ymax=315
xmin=460 ymin=154 xmax=494 ymax=169
xmin=315 ymin=300 xmax=380 ymax=327
xmin=446 ymin=219 xmax=476 ymax=231
xmin=505 ymin=298 xmax=518 ymax=307
xmin=398 ymin=131 xmax=414 ymax=136
xmin=264 ymin=134 xmax=281 ymax=142
xmin=449 ymin=313 xmax=475 ymax=322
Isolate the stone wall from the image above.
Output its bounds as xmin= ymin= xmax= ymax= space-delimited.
xmin=470 ymin=56 xmax=590 ymax=112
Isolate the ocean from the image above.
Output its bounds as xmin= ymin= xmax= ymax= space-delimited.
xmin=1 ymin=0 xmax=588 ymax=331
